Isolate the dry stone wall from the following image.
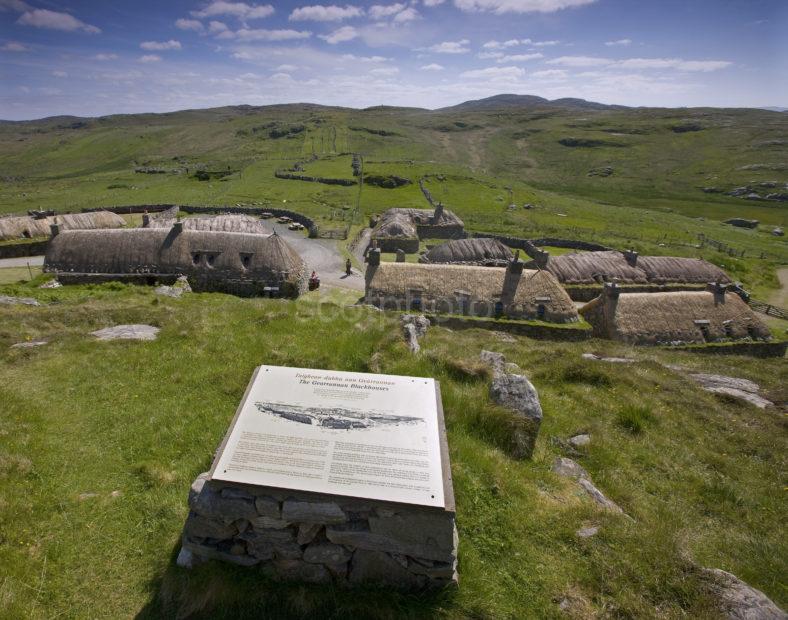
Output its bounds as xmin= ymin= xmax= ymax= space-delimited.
xmin=180 ymin=473 xmax=458 ymax=590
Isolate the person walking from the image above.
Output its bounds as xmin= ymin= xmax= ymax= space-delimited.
xmin=345 ymin=258 xmax=352 ymax=277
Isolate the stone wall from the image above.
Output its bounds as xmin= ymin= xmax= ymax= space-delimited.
xmin=565 ymin=283 xmax=708 ymax=302
xmin=0 ymin=239 xmax=49 ymax=259
xmin=416 ymin=224 xmax=466 ymax=240
xmin=426 ymin=314 xmax=593 ymax=341
xmin=470 ymin=232 xmax=612 ymax=254
xmin=180 ymin=474 xmax=458 ymax=590
xmin=371 ymin=237 xmax=421 ymax=254
xmin=668 ymin=340 xmax=787 ymax=358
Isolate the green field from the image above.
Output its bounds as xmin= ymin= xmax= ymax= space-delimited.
xmin=0 ymin=98 xmax=786 ymax=618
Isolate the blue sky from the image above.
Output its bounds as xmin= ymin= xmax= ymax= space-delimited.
xmin=0 ymin=0 xmax=786 ymax=119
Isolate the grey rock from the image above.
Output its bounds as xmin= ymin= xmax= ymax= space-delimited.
xmin=296 ymin=523 xmax=323 ymax=545
xmin=282 ymin=499 xmax=346 ymax=524
xmin=182 ymin=540 xmax=260 ymax=566
xmin=552 ymin=457 xmax=589 ymax=480
xmin=255 ymin=495 xmax=280 ymax=518
xmin=220 ymin=486 xmax=255 ymax=501
xmin=492 ymin=331 xmax=516 ymax=343
xmin=155 ymin=275 xmax=192 ymax=298
xmin=703 ymin=568 xmax=787 ymax=620
xmin=39 ymin=279 xmax=62 ymax=289
xmin=479 ymin=349 xmax=505 ymax=372
xmin=576 ymin=525 xmax=599 ymax=539
xmin=326 ymin=522 xmax=455 ymax=563
xmin=190 ymin=486 xmax=258 ymax=523
xmin=368 ymin=513 xmax=455 ymax=552
xmin=408 ymin=557 xmax=457 ymax=579
xmin=91 ymin=324 xmax=159 ymax=341
xmin=0 ymin=295 xmax=40 ymax=306
xmin=273 ymin=541 xmax=303 ymax=560
xmin=686 ymin=373 xmax=772 ymax=409
xmin=568 ymin=434 xmax=591 ymax=448
xmin=273 ymin=559 xmax=332 ymax=584
xmin=237 ymin=531 xmax=275 ymax=560
xmin=10 ymin=340 xmax=48 ymax=349
xmin=582 ymin=352 xmax=635 ymax=363
xmin=578 ymin=478 xmax=624 ymax=514
xmin=250 ymin=516 xmax=290 ymax=530
xmin=349 ymin=549 xmax=428 ymax=589
xmin=303 ymin=542 xmax=352 ymax=565
xmin=184 ymin=514 xmax=237 ymax=540
xmin=401 ymin=314 xmax=430 ymax=353
xmin=176 ymin=547 xmax=197 ymax=569
xmin=251 ymin=527 xmax=296 ymax=543
xmin=188 ymin=472 xmax=210 ymax=506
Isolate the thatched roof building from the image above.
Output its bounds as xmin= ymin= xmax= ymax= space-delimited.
xmin=579 ymin=283 xmax=770 ymax=345
xmin=530 ymin=250 xmax=731 ymax=286
xmin=370 ymin=205 xmax=465 ymax=253
xmin=44 ymin=226 xmax=306 ymax=297
xmin=365 ymin=259 xmax=578 ymax=323
xmin=0 ymin=211 xmax=125 ymax=242
xmin=419 ymin=237 xmax=513 ymax=266
xmin=144 ymin=213 xmax=271 ymax=235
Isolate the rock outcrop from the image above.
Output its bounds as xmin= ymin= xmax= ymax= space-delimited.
xmin=702 ymin=568 xmax=787 ymax=620
xmin=401 ymin=314 xmax=430 ymax=353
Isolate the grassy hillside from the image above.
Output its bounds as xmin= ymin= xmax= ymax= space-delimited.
xmin=0 ymin=279 xmax=785 ymax=619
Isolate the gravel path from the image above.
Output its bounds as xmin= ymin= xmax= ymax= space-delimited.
xmin=0 ymin=255 xmax=44 ymax=268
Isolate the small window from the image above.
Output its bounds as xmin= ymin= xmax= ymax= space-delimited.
xmin=206 ymin=254 xmax=216 ymax=267
xmin=240 ymin=253 xmax=252 ymax=269
xmin=537 ymin=304 xmax=546 ymax=319
xmin=192 ymin=252 xmax=201 ymax=265
xmin=494 ymin=300 xmax=504 ymax=316
xmin=723 ymin=320 xmax=733 ymax=338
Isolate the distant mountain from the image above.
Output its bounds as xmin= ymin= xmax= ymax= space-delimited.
xmin=438 ymin=94 xmax=628 ymax=112
xmin=760 ymin=107 xmax=788 ymax=113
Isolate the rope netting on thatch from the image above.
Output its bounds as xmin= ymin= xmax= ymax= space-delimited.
xmin=146 ymin=214 xmax=271 ymax=235
xmin=372 ymin=212 xmax=417 ymax=239
xmin=371 ymin=207 xmax=464 ymax=241
xmin=365 ymin=262 xmax=578 ymax=322
xmin=580 ymin=291 xmax=770 ymax=345
xmin=44 ymin=228 xmax=306 ymax=290
xmin=543 ymin=251 xmax=732 ymax=285
xmin=0 ymin=211 xmax=125 ymax=241
xmin=420 ymin=238 xmax=513 ymax=264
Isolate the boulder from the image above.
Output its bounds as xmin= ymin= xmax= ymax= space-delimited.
xmin=10 ymin=340 xmax=48 ymax=349
xmin=0 ymin=295 xmax=40 ymax=306
xmin=568 ymin=434 xmax=591 ymax=448
xmin=552 ymin=457 xmax=626 ymax=515
xmin=401 ymin=314 xmax=430 ymax=353
xmin=91 ymin=324 xmax=159 ymax=341
xmin=687 ymin=373 xmax=773 ymax=409
xmin=702 ymin=568 xmax=787 ymax=619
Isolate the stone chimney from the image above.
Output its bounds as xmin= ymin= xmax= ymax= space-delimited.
xmin=603 ymin=282 xmax=620 ymax=299
xmin=173 ymin=221 xmax=184 ymax=234
xmin=367 ymin=247 xmax=381 ymax=266
xmin=395 ymin=248 xmax=406 ymax=262
xmin=50 ymin=223 xmax=60 ymax=238
xmin=501 ymin=252 xmax=524 ymax=306
xmin=707 ymin=281 xmax=727 ymax=302
xmin=623 ymin=249 xmax=638 ymax=266
xmin=142 ymin=213 xmax=151 ymax=228
xmin=532 ymin=248 xmax=550 ymax=269
xmin=432 ymin=202 xmax=444 ymax=224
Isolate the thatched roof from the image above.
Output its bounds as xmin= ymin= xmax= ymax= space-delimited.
xmin=579 ymin=290 xmax=770 ymax=345
xmin=366 ymin=262 xmax=578 ymax=322
xmin=420 ymin=238 xmax=513 ymax=265
xmin=538 ymin=251 xmax=731 ymax=285
xmin=149 ymin=205 xmax=180 ymax=221
xmin=0 ymin=211 xmax=125 ymax=241
xmin=371 ymin=207 xmax=464 ymax=240
xmin=146 ymin=214 xmax=271 ymax=235
xmin=44 ymin=228 xmax=304 ymax=284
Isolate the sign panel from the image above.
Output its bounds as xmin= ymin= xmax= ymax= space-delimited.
xmin=211 ymin=365 xmax=445 ymax=508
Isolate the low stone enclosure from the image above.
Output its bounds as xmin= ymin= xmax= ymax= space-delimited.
xmin=180 ymin=476 xmax=458 ymax=589
xmin=579 ymin=283 xmax=772 ymax=346
xmin=44 ymin=226 xmax=307 ymax=297
xmin=364 ymin=251 xmax=579 ymax=324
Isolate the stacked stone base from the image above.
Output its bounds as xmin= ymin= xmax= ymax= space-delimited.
xmin=179 ymin=472 xmax=458 ymax=590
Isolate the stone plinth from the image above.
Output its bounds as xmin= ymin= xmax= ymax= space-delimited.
xmin=180 ymin=475 xmax=457 ymax=589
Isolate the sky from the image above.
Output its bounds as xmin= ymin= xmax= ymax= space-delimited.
xmin=0 ymin=0 xmax=786 ymax=120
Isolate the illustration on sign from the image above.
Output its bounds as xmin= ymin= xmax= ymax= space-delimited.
xmin=211 ymin=365 xmax=446 ymax=508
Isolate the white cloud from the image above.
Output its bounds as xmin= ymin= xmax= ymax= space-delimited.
xmin=532 ymin=39 xmax=559 ymax=46
xmin=138 ymin=54 xmax=162 ymax=63
xmin=1 ymin=41 xmax=29 ymax=52
xmin=547 ymin=55 xmax=611 ymax=67
xmin=209 ymin=20 xmax=228 ymax=32
xmin=192 ymin=1 xmax=274 ymax=20
xmin=175 ymin=18 xmax=204 ymax=31
xmin=618 ymin=57 xmax=731 ymax=71
xmin=460 ymin=65 xmax=524 ymax=79
xmin=17 ymin=8 xmax=100 ymax=33
xmin=531 ymin=68 xmax=566 ymax=78
xmin=453 ymin=0 xmax=594 ymax=14
xmin=270 ymin=72 xmax=292 ymax=80
xmin=368 ymin=3 xmax=406 ymax=19
xmin=319 ymin=25 xmax=358 ymax=43
xmin=276 ymin=63 xmax=298 ymax=71
xmin=370 ymin=66 xmax=399 ymax=75
xmin=497 ymin=52 xmax=542 ymax=63
xmin=605 ymin=38 xmax=631 ymax=46
xmin=0 ymin=0 xmax=32 ymax=12
xmin=482 ymin=38 xmax=527 ymax=49
xmin=341 ymin=53 xmax=389 ymax=62
xmin=676 ymin=60 xmax=731 ymax=72
xmin=52 ymin=70 xmax=68 ymax=77
xmin=420 ymin=63 xmax=444 ymax=70
xmin=423 ymin=0 xmax=445 ymax=5
xmin=219 ymin=28 xmax=312 ymax=41
xmin=141 ymin=40 xmax=182 ymax=51
xmin=93 ymin=53 xmax=118 ymax=61
xmin=393 ymin=7 xmax=419 ymax=21
xmin=428 ymin=39 xmax=470 ymax=54
xmin=289 ymin=5 xmax=363 ymax=21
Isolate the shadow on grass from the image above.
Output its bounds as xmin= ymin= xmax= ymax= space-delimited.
xmin=136 ymin=540 xmax=457 ymax=620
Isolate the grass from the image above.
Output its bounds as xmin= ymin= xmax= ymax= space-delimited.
xmin=0 ymin=265 xmax=42 ymax=285
xmin=0 ymin=278 xmax=785 ymax=618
